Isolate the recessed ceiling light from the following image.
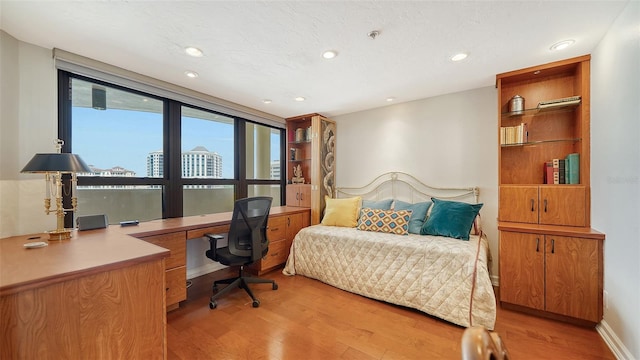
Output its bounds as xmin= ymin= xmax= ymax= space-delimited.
xmin=185 ymin=47 xmax=203 ymax=57
xmin=451 ymin=53 xmax=468 ymax=62
xmin=295 ymin=97 xmax=306 ymax=102
xmin=263 ymin=99 xmax=272 ymax=104
xmin=550 ymin=40 xmax=575 ymax=51
xmin=184 ymin=70 xmax=199 ymax=78
xmin=386 ymin=97 xmax=395 ymax=102
xmin=322 ymin=50 xmax=337 ymax=59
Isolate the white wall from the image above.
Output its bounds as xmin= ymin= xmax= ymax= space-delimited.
xmin=333 ymin=86 xmax=499 ymax=278
xmin=591 ymin=1 xmax=640 ymax=359
xmin=0 ymin=31 xmax=57 ymax=237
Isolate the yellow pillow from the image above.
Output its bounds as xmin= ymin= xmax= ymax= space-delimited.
xmin=321 ymin=196 xmax=362 ymax=227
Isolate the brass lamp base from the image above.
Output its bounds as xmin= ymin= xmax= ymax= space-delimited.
xmin=47 ymin=229 xmax=72 ymax=241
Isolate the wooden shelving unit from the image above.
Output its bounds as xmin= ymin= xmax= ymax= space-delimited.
xmin=496 ymin=55 xmax=605 ymax=326
xmin=285 ymin=113 xmax=336 ymax=225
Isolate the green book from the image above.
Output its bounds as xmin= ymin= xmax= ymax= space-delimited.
xmin=567 ymin=153 xmax=580 ymax=184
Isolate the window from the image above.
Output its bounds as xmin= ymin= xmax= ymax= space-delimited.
xmin=245 ymin=122 xmax=283 ymax=206
xmin=181 ymin=106 xmax=236 ymax=216
xmin=59 ymin=71 xmax=285 ymax=225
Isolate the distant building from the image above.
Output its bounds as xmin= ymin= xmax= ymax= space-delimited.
xmin=146 ymin=146 xmax=222 ymax=178
xmin=80 ymin=165 xmax=136 ymax=177
xmin=270 ymin=160 xmax=280 ymax=180
xmin=147 ymin=150 xmax=163 ymax=178
xmin=182 ymin=146 xmax=222 ymax=178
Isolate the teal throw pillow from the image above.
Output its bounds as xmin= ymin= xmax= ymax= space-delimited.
xmin=420 ymin=198 xmax=483 ymax=240
xmin=362 ymin=199 xmax=393 ymax=210
xmin=393 ymin=200 xmax=432 ymax=234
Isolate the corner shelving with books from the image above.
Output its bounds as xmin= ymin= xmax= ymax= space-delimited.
xmin=496 ymin=55 xmax=605 ymax=327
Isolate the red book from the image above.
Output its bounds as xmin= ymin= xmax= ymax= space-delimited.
xmin=545 ymin=161 xmax=554 ymax=184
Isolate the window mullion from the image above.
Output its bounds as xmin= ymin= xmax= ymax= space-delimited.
xmin=164 ymin=100 xmax=182 ymax=218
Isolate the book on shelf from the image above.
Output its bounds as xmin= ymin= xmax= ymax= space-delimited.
xmin=566 ymin=153 xmax=580 ymax=184
xmin=544 ymin=161 xmax=554 ymax=184
xmin=552 ymin=159 xmax=560 ymax=184
xmin=544 ymin=155 xmax=579 ymax=184
xmin=537 ymin=96 xmax=582 ymax=110
xmin=500 ymin=123 xmax=528 ymax=145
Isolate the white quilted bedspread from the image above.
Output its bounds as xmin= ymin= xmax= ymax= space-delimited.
xmin=283 ymin=225 xmax=496 ymax=330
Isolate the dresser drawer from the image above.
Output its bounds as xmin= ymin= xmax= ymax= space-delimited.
xmin=139 ymin=232 xmax=186 ymax=269
xmin=261 ymin=239 xmax=289 ymax=270
xmin=267 ymin=216 xmax=287 ymax=241
xmin=165 ymin=266 xmax=187 ymax=307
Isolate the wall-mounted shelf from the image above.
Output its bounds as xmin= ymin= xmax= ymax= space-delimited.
xmin=501 ymin=138 xmax=582 ymax=148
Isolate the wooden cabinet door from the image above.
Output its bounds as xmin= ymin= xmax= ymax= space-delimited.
xmin=499 ymin=231 xmax=545 ymax=310
xmin=499 ymin=186 xmax=539 ymax=224
xmin=286 ymin=185 xmax=300 ymax=206
xmin=545 ymin=236 xmax=602 ymax=322
xmin=286 ymin=212 xmax=305 ymax=242
xmin=298 ymin=185 xmax=311 ymax=207
xmin=539 ymin=186 xmax=586 ymax=226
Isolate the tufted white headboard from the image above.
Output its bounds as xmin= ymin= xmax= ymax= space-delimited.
xmin=336 ymin=171 xmax=479 ymax=204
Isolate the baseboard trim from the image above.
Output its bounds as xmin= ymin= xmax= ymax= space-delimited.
xmin=597 ymin=320 xmax=634 ymax=360
xmin=187 ymin=263 xmax=227 ymax=279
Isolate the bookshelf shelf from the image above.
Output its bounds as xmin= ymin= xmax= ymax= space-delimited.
xmin=500 ymin=138 xmax=581 ymax=148
xmin=501 ymin=102 xmax=580 ymax=118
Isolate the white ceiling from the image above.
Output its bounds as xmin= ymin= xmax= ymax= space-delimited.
xmin=0 ymin=1 xmax=629 ymax=119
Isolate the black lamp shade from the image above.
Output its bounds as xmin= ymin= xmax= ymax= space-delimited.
xmin=21 ymin=153 xmax=92 ymax=173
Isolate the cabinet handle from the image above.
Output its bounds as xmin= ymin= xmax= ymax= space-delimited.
xmin=530 ymin=199 xmax=535 ymax=212
xmin=287 ymin=217 xmax=290 ymax=226
xmin=296 ymin=193 xmax=299 ymax=200
xmin=544 ymin=199 xmax=548 ymax=212
xmin=551 ymin=239 xmax=555 ymax=254
xmin=536 ymin=238 xmax=540 ymax=252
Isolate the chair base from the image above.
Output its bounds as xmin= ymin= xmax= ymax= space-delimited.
xmin=209 ymin=266 xmax=277 ymax=309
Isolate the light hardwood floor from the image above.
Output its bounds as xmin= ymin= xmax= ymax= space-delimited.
xmin=167 ymin=268 xmax=615 ymax=359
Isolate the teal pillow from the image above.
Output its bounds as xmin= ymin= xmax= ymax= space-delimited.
xmin=420 ymin=198 xmax=483 ymax=240
xmin=393 ymin=200 xmax=432 ymax=234
xmin=362 ymin=199 xmax=393 ymax=210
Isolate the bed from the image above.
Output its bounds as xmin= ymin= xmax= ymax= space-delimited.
xmin=283 ymin=172 xmax=496 ymax=330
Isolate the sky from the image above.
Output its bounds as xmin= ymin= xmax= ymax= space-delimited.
xmin=73 ymin=107 xmax=279 ymax=178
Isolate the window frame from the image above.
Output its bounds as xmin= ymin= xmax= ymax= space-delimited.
xmin=58 ymin=70 xmax=285 ymax=226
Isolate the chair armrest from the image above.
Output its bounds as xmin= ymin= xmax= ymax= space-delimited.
xmin=205 ymin=234 xmax=225 ymax=258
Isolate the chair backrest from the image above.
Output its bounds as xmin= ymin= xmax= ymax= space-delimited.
xmin=227 ymin=196 xmax=273 ymax=261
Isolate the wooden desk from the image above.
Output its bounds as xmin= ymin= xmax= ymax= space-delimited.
xmin=0 ymin=206 xmax=310 ymax=359
xmin=129 ymin=206 xmax=311 ymax=310
xmin=0 ymin=227 xmax=170 ymax=359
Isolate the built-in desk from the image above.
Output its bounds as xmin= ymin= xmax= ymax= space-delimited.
xmin=0 ymin=226 xmax=170 ymax=359
xmin=129 ymin=206 xmax=311 ymax=310
xmin=0 ymin=206 xmax=310 ymax=359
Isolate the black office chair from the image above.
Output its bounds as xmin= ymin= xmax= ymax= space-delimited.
xmin=204 ymin=196 xmax=278 ymax=309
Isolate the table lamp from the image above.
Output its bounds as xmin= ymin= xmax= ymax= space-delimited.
xmin=21 ymin=139 xmax=92 ymax=241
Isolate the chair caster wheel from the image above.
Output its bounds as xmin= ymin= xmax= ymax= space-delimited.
xmin=209 ymin=301 xmax=217 ymax=309
xmin=272 ymin=283 xmax=278 ymax=290
xmin=252 ymin=300 xmax=260 ymax=308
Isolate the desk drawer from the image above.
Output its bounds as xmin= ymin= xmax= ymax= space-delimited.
xmin=166 ymin=266 xmax=186 ymax=307
xmin=187 ymin=225 xmax=230 ymax=240
xmin=267 ymin=216 xmax=287 ymax=241
xmin=139 ymin=232 xmax=186 ymax=269
xmin=261 ymin=239 xmax=289 ymax=270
